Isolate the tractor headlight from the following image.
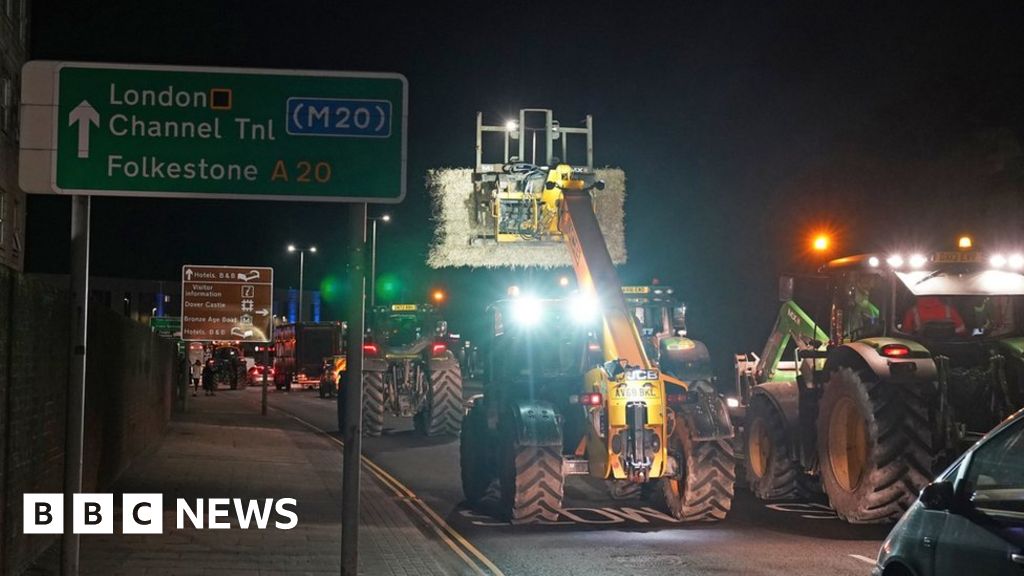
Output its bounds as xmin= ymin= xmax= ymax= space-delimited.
xmin=511 ymin=296 xmax=543 ymax=327
xmin=568 ymin=294 xmax=600 ymax=325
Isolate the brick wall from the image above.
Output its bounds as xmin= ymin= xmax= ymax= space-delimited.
xmin=0 ymin=269 xmax=177 ymax=575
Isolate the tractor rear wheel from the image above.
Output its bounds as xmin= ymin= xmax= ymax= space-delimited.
xmin=415 ymin=364 xmax=463 ymax=437
xmin=746 ymin=394 xmax=803 ymax=500
xmin=460 ymin=403 xmax=494 ymax=506
xmin=817 ymin=367 xmax=932 ymax=523
xmin=498 ymin=416 xmax=563 ymax=524
xmin=362 ymin=371 xmax=386 ymax=437
xmin=655 ymin=414 xmax=735 ymax=522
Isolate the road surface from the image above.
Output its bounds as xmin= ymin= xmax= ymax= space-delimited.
xmin=259 ymin=386 xmax=888 ymax=576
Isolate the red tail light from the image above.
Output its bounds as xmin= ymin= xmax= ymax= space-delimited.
xmin=582 ymin=392 xmax=603 ymax=406
xmin=880 ymin=344 xmax=910 ymax=358
xmin=666 ymin=392 xmax=687 ymax=404
xmin=363 ymin=343 xmax=379 ymax=357
xmin=431 ymin=343 xmax=447 ymax=357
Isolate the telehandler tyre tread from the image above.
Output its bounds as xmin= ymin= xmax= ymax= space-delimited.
xmin=501 ymin=444 xmax=564 ymax=524
xmin=817 ymin=367 xmax=932 ymax=523
xmin=416 ymin=366 xmax=463 ymax=437
xmin=656 ymin=428 xmax=735 ymax=522
xmin=362 ymin=371 xmax=386 ymax=437
xmin=745 ymin=394 xmax=803 ymax=500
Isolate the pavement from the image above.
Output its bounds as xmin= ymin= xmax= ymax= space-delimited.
xmin=29 ymin=388 xmax=483 ymax=576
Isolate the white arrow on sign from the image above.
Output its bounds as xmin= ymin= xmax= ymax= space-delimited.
xmin=255 ymin=309 xmax=270 ymax=316
xmin=68 ymin=100 xmax=100 ymax=159
xmin=184 ymin=268 xmax=194 ymax=280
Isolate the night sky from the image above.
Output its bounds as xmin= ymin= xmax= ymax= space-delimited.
xmin=25 ymin=1 xmax=1024 ymax=374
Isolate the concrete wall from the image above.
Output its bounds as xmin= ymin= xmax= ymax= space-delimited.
xmin=0 ymin=268 xmax=178 ymax=575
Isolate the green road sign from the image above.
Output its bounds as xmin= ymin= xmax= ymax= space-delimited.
xmin=19 ymin=61 xmax=407 ymax=202
xmin=150 ymin=316 xmax=182 ymax=336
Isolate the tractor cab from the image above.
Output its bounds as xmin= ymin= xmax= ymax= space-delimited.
xmin=367 ymin=303 xmax=449 ymax=356
xmin=485 ymin=293 xmax=602 ymax=397
xmin=821 ymin=251 xmax=1024 ymax=345
xmin=621 ymin=284 xmax=712 ymax=383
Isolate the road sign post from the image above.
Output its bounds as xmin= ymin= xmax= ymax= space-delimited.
xmin=181 ymin=265 xmax=274 ymax=343
xmin=63 ymin=195 xmax=90 ymax=576
xmin=20 ymin=61 xmax=407 ymax=203
xmin=341 ymin=203 xmax=367 ymax=576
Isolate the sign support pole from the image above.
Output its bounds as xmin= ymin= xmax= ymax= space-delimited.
xmin=62 ymin=195 xmax=90 ymax=576
xmin=341 ymin=203 xmax=366 ymax=576
xmin=261 ymin=359 xmax=269 ymax=416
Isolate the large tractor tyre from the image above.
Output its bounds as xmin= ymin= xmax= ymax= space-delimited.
xmin=362 ymin=371 xmax=387 ymax=437
xmin=498 ymin=419 xmax=564 ymax=524
xmin=655 ymin=417 xmax=735 ymax=522
xmin=746 ymin=394 xmax=803 ymax=500
xmin=460 ymin=404 xmax=494 ymax=506
xmin=817 ymin=367 xmax=932 ymax=523
xmin=415 ymin=365 xmax=464 ymax=437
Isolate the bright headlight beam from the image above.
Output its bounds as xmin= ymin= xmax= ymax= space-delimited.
xmin=990 ymin=254 xmax=1007 ymax=268
xmin=887 ymin=254 xmax=904 ymax=268
xmin=909 ymin=254 xmax=927 ymax=269
xmin=511 ymin=296 xmax=543 ymax=326
xmin=568 ymin=294 xmax=600 ymax=324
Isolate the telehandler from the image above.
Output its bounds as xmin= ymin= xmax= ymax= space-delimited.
xmin=455 ymin=110 xmax=735 ymax=523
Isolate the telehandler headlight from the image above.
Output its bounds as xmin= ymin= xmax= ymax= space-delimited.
xmin=886 ymin=254 xmax=904 ymax=268
xmin=990 ymin=254 xmax=1007 ymax=268
xmin=909 ymin=254 xmax=927 ymax=269
xmin=511 ymin=296 xmax=543 ymax=326
xmin=568 ymin=294 xmax=600 ymax=325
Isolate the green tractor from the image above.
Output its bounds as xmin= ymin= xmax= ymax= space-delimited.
xmin=622 ymin=284 xmax=714 ymax=386
xmin=733 ymin=245 xmax=1024 ymax=522
xmin=358 ymin=303 xmax=463 ymax=437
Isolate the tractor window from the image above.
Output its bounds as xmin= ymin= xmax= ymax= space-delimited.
xmin=838 ymin=272 xmax=886 ymax=342
xmin=378 ymin=314 xmax=423 ymax=346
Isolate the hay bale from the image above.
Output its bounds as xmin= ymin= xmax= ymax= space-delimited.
xmin=427 ymin=168 xmax=628 ymax=269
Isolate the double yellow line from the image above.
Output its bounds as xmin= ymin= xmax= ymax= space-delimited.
xmin=284 ymin=412 xmax=505 ymax=576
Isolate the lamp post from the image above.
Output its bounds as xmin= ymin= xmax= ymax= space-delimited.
xmin=370 ymin=214 xmax=390 ymax=308
xmin=287 ymin=244 xmax=317 ymax=322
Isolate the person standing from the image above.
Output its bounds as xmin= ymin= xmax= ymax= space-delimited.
xmin=190 ymin=359 xmax=203 ymax=396
xmin=202 ymin=362 xmax=216 ymax=396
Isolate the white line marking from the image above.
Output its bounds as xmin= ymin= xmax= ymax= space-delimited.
xmin=849 ymin=554 xmax=876 ymax=566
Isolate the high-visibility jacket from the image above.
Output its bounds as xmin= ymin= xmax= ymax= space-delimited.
xmin=902 ymin=297 xmax=965 ymax=334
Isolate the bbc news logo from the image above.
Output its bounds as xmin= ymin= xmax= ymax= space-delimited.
xmin=24 ymin=494 xmax=298 ymax=534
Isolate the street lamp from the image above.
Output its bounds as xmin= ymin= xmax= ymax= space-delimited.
xmin=370 ymin=214 xmax=391 ymax=307
xmin=287 ymin=244 xmax=317 ymax=322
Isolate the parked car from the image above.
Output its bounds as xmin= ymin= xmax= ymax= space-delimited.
xmin=873 ymin=408 xmax=1024 ymax=576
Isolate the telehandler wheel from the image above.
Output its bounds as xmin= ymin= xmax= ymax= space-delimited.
xmin=498 ymin=417 xmax=564 ymax=524
xmin=415 ymin=364 xmax=463 ymax=437
xmin=460 ymin=403 xmax=494 ymax=506
xmin=362 ymin=371 xmax=386 ymax=437
xmin=817 ymin=367 xmax=932 ymax=523
xmin=745 ymin=394 xmax=803 ymax=500
xmin=655 ymin=414 xmax=735 ymax=522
